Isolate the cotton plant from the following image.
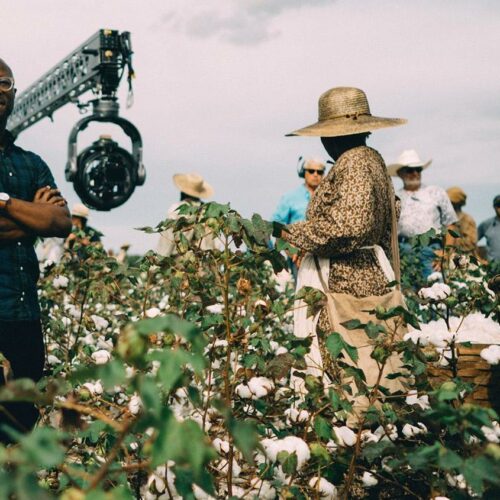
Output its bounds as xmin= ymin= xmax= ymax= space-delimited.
xmin=0 ymin=205 xmax=498 ymax=499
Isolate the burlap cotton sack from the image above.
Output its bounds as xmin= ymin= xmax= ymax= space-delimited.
xmin=321 ymin=285 xmax=408 ymax=422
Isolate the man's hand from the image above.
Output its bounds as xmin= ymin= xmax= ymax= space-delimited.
xmin=34 ymin=186 xmax=67 ymax=207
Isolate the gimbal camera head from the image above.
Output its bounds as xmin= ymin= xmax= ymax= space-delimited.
xmin=65 ymin=98 xmax=145 ymax=211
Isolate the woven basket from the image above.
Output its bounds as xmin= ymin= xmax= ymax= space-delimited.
xmin=427 ymin=344 xmax=500 ymax=411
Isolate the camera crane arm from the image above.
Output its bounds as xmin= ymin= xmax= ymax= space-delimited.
xmin=7 ymin=29 xmax=145 ymax=211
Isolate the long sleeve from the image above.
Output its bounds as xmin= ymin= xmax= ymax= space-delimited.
xmin=284 ymin=156 xmax=378 ymax=256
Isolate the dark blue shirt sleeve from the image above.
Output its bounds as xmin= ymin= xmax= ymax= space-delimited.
xmin=34 ymin=154 xmax=57 ymax=190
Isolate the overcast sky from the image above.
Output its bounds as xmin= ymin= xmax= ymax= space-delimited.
xmin=3 ymin=0 xmax=500 ymax=253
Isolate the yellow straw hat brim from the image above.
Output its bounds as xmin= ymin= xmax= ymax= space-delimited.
xmin=173 ymin=174 xmax=214 ymax=199
xmin=286 ymin=115 xmax=407 ymax=137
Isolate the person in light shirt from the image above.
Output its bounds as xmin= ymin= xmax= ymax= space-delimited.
xmin=387 ymin=149 xmax=457 ymax=280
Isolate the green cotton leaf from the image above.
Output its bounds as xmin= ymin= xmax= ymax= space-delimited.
xmin=325 ymin=333 xmax=344 ymax=359
xmin=275 ymin=238 xmax=299 ymax=254
xmin=310 ymin=442 xmax=331 ymax=464
xmin=362 ymin=440 xmax=394 ymax=463
xmin=325 ymin=333 xmax=358 ymax=363
xmin=314 ymin=416 xmax=333 ymax=441
xmin=462 ymin=455 xmax=500 ymax=494
xmin=14 ymin=474 xmax=50 ymax=500
xmin=150 ymin=349 xmax=189 ymax=394
xmin=328 ymin=388 xmax=341 ymax=411
xmin=204 ymin=202 xmax=230 ymax=218
xmin=437 ymin=447 xmax=463 ymax=470
xmin=18 ymin=427 xmax=65 ymax=469
xmin=407 ymin=442 xmax=441 ymax=470
xmin=364 ymin=321 xmax=386 ymax=339
xmin=341 ymin=319 xmax=364 ymax=331
xmin=231 ymin=419 xmax=260 ymax=463
xmin=138 ymin=376 xmax=163 ymax=417
xmin=277 ymin=450 xmax=298 ymax=475
xmin=81 ymin=420 xmax=108 ymax=444
xmin=96 ymin=360 xmax=128 ymax=389
xmin=152 ymin=410 xmax=217 ymax=476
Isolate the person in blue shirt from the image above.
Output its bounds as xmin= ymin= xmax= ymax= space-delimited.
xmin=273 ymin=157 xmax=326 ymax=225
xmin=272 ymin=157 xmax=326 ymax=278
xmin=478 ymin=195 xmax=500 ymax=263
xmin=0 ymin=58 xmax=72 ymax=443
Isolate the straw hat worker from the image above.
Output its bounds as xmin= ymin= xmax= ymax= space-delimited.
xmin=275 ymin=86 xmax=407 ymax=418
xmin=65 ymin=203 xmax=102 ymax=249
xmin=157 ymin=173 xmax=216 ymax=257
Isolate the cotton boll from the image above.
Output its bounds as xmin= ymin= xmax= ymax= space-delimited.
xmin=61 ymin=317 xmax=72 ymax=327
xmin=53 ymin=275 xmax=69 ymax=288
xmin=480 ymin=345 xmax=500 ymax=365
xmin=192 ymin=484 xmax=216 ymax=500
xmin=261 ymin=436 xmax=310 ymax=469
xmin=402 ymin=423 xmax=426 ymax=438
xmin=47 ymin=354 xmax=61 ymax=365
xmin=361 ymin=471 xmax=378 ymax=487
xmin=309 ymin=476 xmax=339 ymax=499
xmin=374 ymin=425 xmax=398 ymax=441
xmin=80 ymin=333 xmax=94 ymax=346
xmin=360 ymin=430 xmax=379 ymax=445
xmin=481 ymin=423 xmax=500 ymax=443
xmin=248 ymin=377 xmax=274 ymax=398
xmin=212 ymin=438 xmax=230 ymax=455
xmin=284 ymin=407 xmax=310 ymax=424
xmin=145 ymin=307 xmax=161 ymax=318
xmin=248 ymin=478 xmax=276 ymax=500
xmin=90 ymin=315 xmax=109 ymax=331
xmin=96 ymin=338 xmax=113 ymax=350
xmin=215 ymin=458 xmax=241 ymax=478
xmin=427 ymin=272 xmax=443 ymax=283
xmin=128 ymin=395 xmax=142 ymax=415
xmin=405 ymin=390 xmax=431 ymax=410
xmin=206 ymin=304 xmax=223 ymax=314
xmin=235 ymin=383 xmax=253 ymax=399
xmin=418 ymin=282 xmax=451 ymax=301
xmin=404 ymin=329 xmax=430 ymax=346
xmin=91 ymin=349 xmax=111 ymax=365
xmin=333 ymin=426 xmax=357 ymax=447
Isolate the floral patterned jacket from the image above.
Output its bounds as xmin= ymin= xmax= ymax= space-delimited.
xmin=284 ymin=146 xmax=398 ymax=299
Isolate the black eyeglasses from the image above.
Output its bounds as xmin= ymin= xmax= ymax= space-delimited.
xmin=305 ymin=169 xmax=324 ymax=175
xmin=0 ymin=77 xmax=15 ymax=92
xmin=400 ymin=166 xmax=423 ymax=174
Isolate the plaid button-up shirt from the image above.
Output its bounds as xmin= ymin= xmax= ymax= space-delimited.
xmin=0 ymin=132 xmax=57 ymax=320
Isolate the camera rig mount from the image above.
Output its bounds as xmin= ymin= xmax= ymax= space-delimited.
xmin=7 ymin=29 xmax=145 ymax=210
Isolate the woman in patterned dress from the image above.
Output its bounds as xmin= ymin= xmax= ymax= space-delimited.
xmin=275 ymin=86 xmax=407 ymax=375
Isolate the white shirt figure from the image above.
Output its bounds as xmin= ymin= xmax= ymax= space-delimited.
xmin=397 ymin=185 xmax=457 ymax=238
xmin=157 ymin=173 xmax=217 ymax=257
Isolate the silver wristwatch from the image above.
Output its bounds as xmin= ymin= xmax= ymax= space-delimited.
xmin=0 ymin=192 xmax=11 ymax=210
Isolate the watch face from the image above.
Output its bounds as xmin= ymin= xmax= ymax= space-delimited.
xmin=0 ymin=193 xmax=9 ymax=202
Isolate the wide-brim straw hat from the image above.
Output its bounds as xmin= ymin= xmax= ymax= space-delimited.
xmin=286 ymin=87 xmax=407 ymax=137
xmin=387 ymin=149 xmax=432 ymax=176
xmin=72 ymin=202 xmax=89 ymax=219
xmin=173 ymin=173 xmax=214 ymax=199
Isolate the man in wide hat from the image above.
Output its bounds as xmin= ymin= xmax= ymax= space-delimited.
xmin=157 ymin=173 xmax=216 ymax=257
xmin=388 ymin=149 xmax=457 ymax=280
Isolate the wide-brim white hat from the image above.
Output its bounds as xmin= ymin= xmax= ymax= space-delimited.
xmin=173 ymin=173 xmax=214 ymax=199
xmin=387 ymin=149 xmax=432 ymax=176
xmin=286 ymin=87 xmax=407 ymax=137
